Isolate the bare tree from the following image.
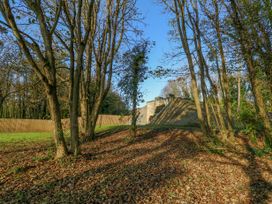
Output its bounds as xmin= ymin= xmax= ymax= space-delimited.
xmin=54 ymin=0 xmax=95 ymax=155
xmin=199 ymin=0 xmax=234 ymax=135
xmin=0 ymin=0 xmax=68 ymax=158
xmin=161 ymin=77 xmax=190 ymax=98
xmin=82 ymin=0 xmax=137 ymax=140
xmin=161 ymin=0 xmax=210 ymax=136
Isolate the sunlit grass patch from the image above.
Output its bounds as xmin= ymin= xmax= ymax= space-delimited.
xmin=0 ymin=125 xmax=128 ymax=146
xmin=0 ymin=132 xmax=52 ymax=144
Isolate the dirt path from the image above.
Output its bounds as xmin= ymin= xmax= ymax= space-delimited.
xmin=1 ymin=129 xmax=272 ymax=203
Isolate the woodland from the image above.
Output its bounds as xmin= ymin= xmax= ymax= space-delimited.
xmin=0 ymin=0 xmax=272 ymax=203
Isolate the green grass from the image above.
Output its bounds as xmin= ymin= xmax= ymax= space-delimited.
xmin=0 ymin=132 xmax=52 ymax=144
xmin=95 ymin=125 xmax=125 ymax=133
xmin=0 ymin=125 xmax=126 ymax=145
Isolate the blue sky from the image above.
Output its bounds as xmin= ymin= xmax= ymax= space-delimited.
xmin=0 ymin=0 xmax=176 ymax=107
xmin=136 ymin=0 xmax=175 ymax=107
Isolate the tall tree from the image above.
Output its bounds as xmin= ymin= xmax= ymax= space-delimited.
xmin=0 ymin=0 xmax=68 ymax=158
xmin=54 ymin=0 xmax=95 ymax=156
xmin=100 ymin=89 xmax=129 ymax=115
xmin=199 ymin=0 xmax=234 ymax=135
xmin=161 ymin=0 xmax=210 ymax=136
xmin=82 ymin=0 xmax=137 ymax=140
xmin=118 ymin=41 xmax=150 ymax=137
xmin=228 ymin=0 xmax=271 ymax=145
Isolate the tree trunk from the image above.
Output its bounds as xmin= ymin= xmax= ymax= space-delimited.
xmin=215 ymin=23 xmax=233 ymax=132
xmin=191 ymin=5 xmax=211 ymax=133
xmin=210 ymin=101 xmax=219 ymax=127
xmin=173 ymin=0 xmax=209 ymax=136
xmin=214 ymin=0 xmax=234 ymax=133
xmin=47 ymin=85 xmax=68 ymax=159
xmin=131 ymin=86 xmax=138 ymax=138
xmin=70 ymin=74 xmax=81 ymax=156
xmin=204 ymin=94 xmax=211 ymax=128
xmin=87 ymin=110 xmax=99 ymax=140
xmin=191 ymin=77 xmax=209 ymax=136
xmin=131 ymin=109 xmax=137 ymax=138
xmin=196 ymin=42 xmax=211 ymax=130
xmin=85 ymin=96 xmax=102 ymax=141
xmin=68 ymin=35 xmax=84 ymax=155
xmin=203 ymin=53 xmax=227 ymax=133
xmin=247 ymin=56 xmax=271 ymax=143
xmin=237 ymin=71 xmax=241 ymax=113
xmin=0 ymin=95 xmax=4 ymax=118
xmin=80 ymin=68 xmax=90 ymax=136
xmin=230 ymin=0 xmax=271 ymax=145
xmin=80 ymin=94 xmax=89 ymax=135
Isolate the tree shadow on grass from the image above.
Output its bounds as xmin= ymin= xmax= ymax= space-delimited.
xmin=235 ymin=138 xmax=272 ymax=204
xmin=89 ymin=128 xmax=194 ymax=158
xmin=1 ymin=129 xmax=271 ymax=203
xmin=95 ymin=125 xmax=129 ymax=138
xmin=192 ymin=134 xmax=272 ymax=204
xmin=231 ymin=154 xmax=271 ymax=204
xmin=1 ymin=130 xmax=202 ymax=203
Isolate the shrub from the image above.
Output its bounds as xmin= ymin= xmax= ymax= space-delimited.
xmin=238 ymin=104 xmax=264 ymax=142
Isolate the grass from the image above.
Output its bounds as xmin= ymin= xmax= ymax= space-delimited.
xmin=95 ymin=125 xmax=127 ymax=133
xmin=1 ymin=125 xmax=191 ymax=146
xmin=248 ymin=146 xmax=272 ymax=157
xmin=0 ymin=125 xmax=126 ymax=145
xmin=10 ymin=166 xmax=29 ymax=174
xmin=0 ymin=132 xmax=52 ymax=144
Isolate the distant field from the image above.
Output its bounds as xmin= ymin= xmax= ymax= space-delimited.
xmin=0 ymin=125 xmax=127 ymax=145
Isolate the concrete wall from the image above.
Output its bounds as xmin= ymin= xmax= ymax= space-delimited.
xmin=137 ymin=106 xmax=147 ymax=125
xmin=0 ymin=115 xmax=130 ymax=133
xmin=0 ymin=119 xmax=53 ymax=132
xmin=138 ymin=97 xmax=168 ymax=125
xmin=146 ymin=98 xmax=167 ymax=123
xmin=151 ymin=98 xmax=198 ymax=126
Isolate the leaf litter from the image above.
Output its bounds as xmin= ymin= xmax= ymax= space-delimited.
xmin=0 ymin=128 xmax=271 ymax=203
